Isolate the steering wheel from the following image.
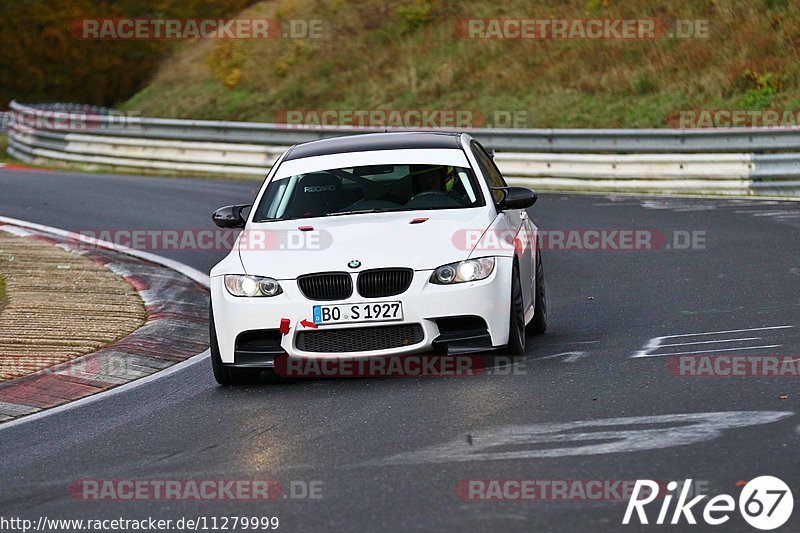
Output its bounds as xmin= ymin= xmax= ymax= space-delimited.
xmin=408 ymin=191 xmax=448 ymax=202
xmin=338 ymin=199 xmax=401 ymax=211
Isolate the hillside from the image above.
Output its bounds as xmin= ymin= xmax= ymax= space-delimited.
xmin=114 ymin=1 xmax=800 ymax=127
xmin=0 ymin=0 xmax=257 ymax=108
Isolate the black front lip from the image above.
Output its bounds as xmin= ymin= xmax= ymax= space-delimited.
xmin=226 ymin=328 xmax=494 ymax=365
xmin=432 ymin=329 xmax=494 ymax=355
xmin=227 ymin=347 xmax=287 ymax=368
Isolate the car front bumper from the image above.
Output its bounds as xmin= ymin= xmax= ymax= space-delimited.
xmin=210 ymin=257 xmax=513 ymax=364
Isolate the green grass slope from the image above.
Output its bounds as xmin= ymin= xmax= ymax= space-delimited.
xmin=122 ymin=0 xmax=800 ymax=128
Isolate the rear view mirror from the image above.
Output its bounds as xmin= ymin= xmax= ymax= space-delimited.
xmin=353 ymin=165 xmax=395 ymax=176
xmin=495 ymin=187 xmax=538 ymax=210
xmin=212 ymin=204 xmax=251 ymax=228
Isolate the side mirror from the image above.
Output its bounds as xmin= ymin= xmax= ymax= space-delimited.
xmin=495 ymin=187 xmax=538 ymax=210
xmin=212 ymin=204 xmax=251 ymax=228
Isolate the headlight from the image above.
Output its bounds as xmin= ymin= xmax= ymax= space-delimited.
xmin=430 ymin=257 xmax=495 ymax=284
xmin=224 ymin=275 xmax=283 ymax=297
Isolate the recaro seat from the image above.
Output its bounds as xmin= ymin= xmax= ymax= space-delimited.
xmin=285 ymin=172 xmax=349 ymax=217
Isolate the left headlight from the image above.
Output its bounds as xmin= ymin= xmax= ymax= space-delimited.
xmin=224 ymin=275 xmax=283 ymax=297
xmin=430 ymin=257 xmax=495 ymax=285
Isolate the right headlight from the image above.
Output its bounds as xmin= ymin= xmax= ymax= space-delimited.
xmin=430 ymin=257 xmax=495 ymax=285
xmin=224 ymin=275 xmax=283 ymax=297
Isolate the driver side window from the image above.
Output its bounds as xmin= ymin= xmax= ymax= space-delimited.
xmin=471 ymin=141 xmax=506 ymax=204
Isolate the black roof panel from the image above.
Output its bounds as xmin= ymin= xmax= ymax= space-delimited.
xmin=284 ymin=132 xmax=463 ymax=160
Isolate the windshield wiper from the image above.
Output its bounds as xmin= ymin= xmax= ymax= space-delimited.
xmin=325 ymin=208 xmax=390 ymax=217
xmin=252 ymin=216 xmax=311 ymax=222
xmin=253 ymin=209 xmax=391 ymax=222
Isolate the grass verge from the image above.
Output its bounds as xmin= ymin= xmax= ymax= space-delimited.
xmin=0 ymin=135 xmax=18 ymax=165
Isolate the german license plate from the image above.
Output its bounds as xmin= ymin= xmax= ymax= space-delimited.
xmin=312 ymin=301 xmax=403 ymax=324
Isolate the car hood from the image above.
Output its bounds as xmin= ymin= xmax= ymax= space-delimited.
xmin=238 ymin=209 xmax=495 ymax=279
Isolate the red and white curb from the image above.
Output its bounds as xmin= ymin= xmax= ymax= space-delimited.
xmin=0 ymin=163 xmax=46 ymax=171
xmin=0 ymin=216 xmax=210 ymax=428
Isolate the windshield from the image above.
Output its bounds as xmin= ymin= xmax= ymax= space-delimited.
xmin=252 ymin=163 xmax=484 ymax=221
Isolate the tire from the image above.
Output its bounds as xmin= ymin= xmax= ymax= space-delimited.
xmin=505 ymin=263 xmax=526 ymax=356
xmin=210 ymin=306 xmax=263 ymax=386
xmin=527 ymin=245 xmax=547 ymax=335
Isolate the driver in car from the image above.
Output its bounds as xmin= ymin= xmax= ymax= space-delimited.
xmin=411 ymin=165 xmax=458 ymax=196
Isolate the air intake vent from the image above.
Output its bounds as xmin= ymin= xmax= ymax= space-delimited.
xmin=296 ymin=324 xmax=424 ymax=353
xmin=357 ymin=268 xmax=413 ymax=298
xmin=297 ymin=272 xmax=353 ymax=301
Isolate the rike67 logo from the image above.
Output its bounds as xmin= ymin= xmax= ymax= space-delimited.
xmin=623 ymin=476 xmax=793 ymax=530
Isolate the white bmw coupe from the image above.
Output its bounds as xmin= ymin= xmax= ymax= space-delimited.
xmin=209 ymin=132 xmax=546 ymax=385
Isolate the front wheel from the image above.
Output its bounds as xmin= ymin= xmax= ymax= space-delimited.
xmin=527 ymin=245 xmax=547 ymax=335
xmin=505 ymin=263 xmax=526 ymax=356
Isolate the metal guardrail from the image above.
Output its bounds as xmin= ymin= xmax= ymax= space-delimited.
xmin=6 ymin=101 xmax=800 ymax=196
xmin=11 ymin=100 xmax=800 ymax=153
